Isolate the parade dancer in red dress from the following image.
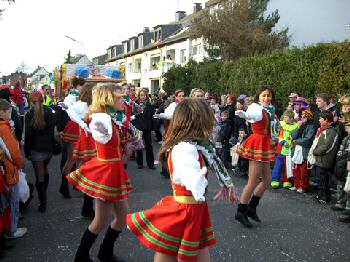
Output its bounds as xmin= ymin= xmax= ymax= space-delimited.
xmin=67 ymin=84 xmax=132 ymax=262
xmin=235 ymin=86 xmax=278 ymax=228
xmin=65 ymin=83 xmax=96 ymax=218
xmin=127 ymin=99 xmax=237 ymax=262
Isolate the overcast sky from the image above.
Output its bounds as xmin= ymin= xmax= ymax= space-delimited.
xmin=0 ymin=0 xmax=205 ymax=75
xmin=0 ymin=0 xmax=349 ymax=76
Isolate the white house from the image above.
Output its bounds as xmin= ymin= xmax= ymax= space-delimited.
xmin=27 ymin=66 xmax=50 ymax=90
xmin=104 ymin=5 xmax=206 ymax=93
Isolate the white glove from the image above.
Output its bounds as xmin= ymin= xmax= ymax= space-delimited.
xmin=130 ymin=115 xmax=136 ymax=121
xmin=153 ymin=114 xmax=160 ymax=119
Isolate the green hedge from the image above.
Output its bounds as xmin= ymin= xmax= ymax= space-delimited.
xmin=162 ymin=42 xmax=350 ymax=108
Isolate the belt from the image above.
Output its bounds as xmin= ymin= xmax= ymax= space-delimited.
xmin=173 ymin=195 xmax=203 ymax=204
xmin=97 ymin=157 xmax=121 ymax=162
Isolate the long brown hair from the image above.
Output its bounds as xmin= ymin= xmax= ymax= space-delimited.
xmin=79 ymin=83 xmax=95 ymax=106
xmin=159 ymin=99 xmax=214 ymax=161
xmin=30 ymin=91 xmax=46 ymax=130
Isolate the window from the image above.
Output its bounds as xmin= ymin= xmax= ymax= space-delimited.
xmin=150 ymin=56 xmax=160 ymax=70
xmin=154 ymin=29 xmax=161 ymax=41
xmin=130 ymin=40 xmax=135 ymax=51
xmin=192 ymin=46 xmax=198 ymax=56
xmin=138 ymin=35 xmax=144 ymax=48
xmin=123 ymin=42 xmax=128 ymax=53
xmin=133 ymin=59 xmax=142 ymax=73
xmin=180 ymin=49 xmax=187 ymax=63
xmin=108 ymin=49 xmax=112 ymax=59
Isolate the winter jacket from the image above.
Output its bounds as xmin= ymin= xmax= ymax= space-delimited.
xmin=291 ymin=122 xmax=317 ymax=160
xmin=133 ymin=102 xmax=155 ymax=131
xmin=278 ymin=121 xmax=299 ymax=156
xmin=313 ymin=126 xmax=339 ymax=170
xmin=233 ymin=115 xmax=247 ymax=139
xmin=24 ymin=106 xmax=55 ymax=158
xmin=334 ymin=135 xmax=350 ymax=181
xmin=10 ymin=88 xmax=24 ymax=105
xmin=0 ymin=119 xmax=24 ymax=185
xmin=218 ymin=120 xmax=233 ymax=145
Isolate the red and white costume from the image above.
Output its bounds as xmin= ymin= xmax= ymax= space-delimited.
xmin=66 ymin=101 xmax=97 ymax=162
xmin=127 ymin=142 xmax=216 ymax=262
xmin=237 ymin=103 xmax=277 ymax=162
xmin=61 ymin=94 xmax=80 ymax=143
xmin=67 ymin=113 xmax=132 ymax=201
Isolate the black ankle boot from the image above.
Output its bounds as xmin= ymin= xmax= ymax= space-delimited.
xmin=97 ymin=226 xmax=124 ymax=262
xmin=75 ymin=229 xmax=98 ymax=262
xmin=235 ymin=204 xmax=253 ymax=228
xmin=247 ymin=195 xmax=261 ymax=223
xmin=59 ymin=174 xmax=71 ymax=199
xmin=81 ymin=194 xmax=94 ymax=219
xmin=35 ymin=182 xmax=46 ymax=213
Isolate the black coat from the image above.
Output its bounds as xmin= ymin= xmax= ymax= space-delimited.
xmin=24 ymin=106 xmax=55 ymax=157
xmin=218 ymin=120 xmax=233 ymax=145
xmin=133 ymin=102 xmax=155 ymax=131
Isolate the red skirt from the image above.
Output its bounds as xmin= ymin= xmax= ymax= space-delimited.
xmin=72 ymin=131 xmax=97 ymax=162
xmin=67 ymin=159 xmax=132 ymax=201
xmin=237 ymin=133 xmax=277 ymax=162
xmin=127 ymin=196 xmax=216 ymax=262
xmin=61 ymin=120 xmax=80 ymax=143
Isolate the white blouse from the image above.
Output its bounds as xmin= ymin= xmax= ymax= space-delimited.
xmin=89 ymin=113 xmax=113 ymax=144
xmin=171 ymin=142 xmax=208 ymax=201
xmin=66 ymin=101 xmax=89 ymax=131
xmin=159 ymin=102 xmax=177 ymax=120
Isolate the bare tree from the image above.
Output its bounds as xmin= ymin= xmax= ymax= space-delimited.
xmin=191 ymin=0 xmax=289 ymax=60
xmin=0 ymin=0 xmax=15 ymax=17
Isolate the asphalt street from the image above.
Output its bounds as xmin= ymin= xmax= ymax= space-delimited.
xmin=3 ymin=148 xmax=350 ymax=262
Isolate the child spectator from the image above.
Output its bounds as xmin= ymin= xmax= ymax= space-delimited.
xmin=230 ymin=129 xmax=249 ymax=176
xmin=313 ymin=110 xmax=340 ymax=203
xmin=332 ymin=105 xmax=350 ymax=213
xmin=0 ymin=99 xmax=26 ymax=239
xmin=271 ymin=111 xmax=299 ymax=189
xmin=291 ymin=109 xmax=316 ymax=193
xmin=218 ymin=110 xmax=233 ymax=167
xmin=234 ymin=98 xmax=248 ymax=139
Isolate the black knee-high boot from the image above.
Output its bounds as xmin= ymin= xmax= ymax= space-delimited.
xmin=97 ymin=226 xmax=123 ymax=262
xmin=59 ymin=173 xmax=71 ymax=199
xmin=35 ymin=182 xmax=46 ymax=213
xmin=247 ymin=195 xmax=261 ymax=222
xmin=75 ymin=229 xmax=98 ymax=262
xmin=81 ymin=194 xmax=94 ymax=219
xmin=235 ymin=203 xmax=253 ymax=228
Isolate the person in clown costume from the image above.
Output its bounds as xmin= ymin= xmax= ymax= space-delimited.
xmin=235 ymin=85 xmax=278 ymax=228
xmin=271 ymin=110 xmax=299 ymax=189
xmin=127 ymin=98 xmax=237 ymax=262
xmin=67 ymin=84 xmax=132 ymax=262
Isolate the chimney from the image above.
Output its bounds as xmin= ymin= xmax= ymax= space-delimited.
xmin=193 ymin=3 xmax=202 ymax=13
xmin=143 ymin=27 xmax=150 ymax=33
xmin=175 ymin=11 xmax=186 ymax=22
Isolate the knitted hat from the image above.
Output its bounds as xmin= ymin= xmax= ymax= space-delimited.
xmin=302 ymin=109 xmax=314 ymax=121
xmin=30 ymin=91 xmax=44 ymax=103
xmin=283 ymin=110 xmax=295 ymax=119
